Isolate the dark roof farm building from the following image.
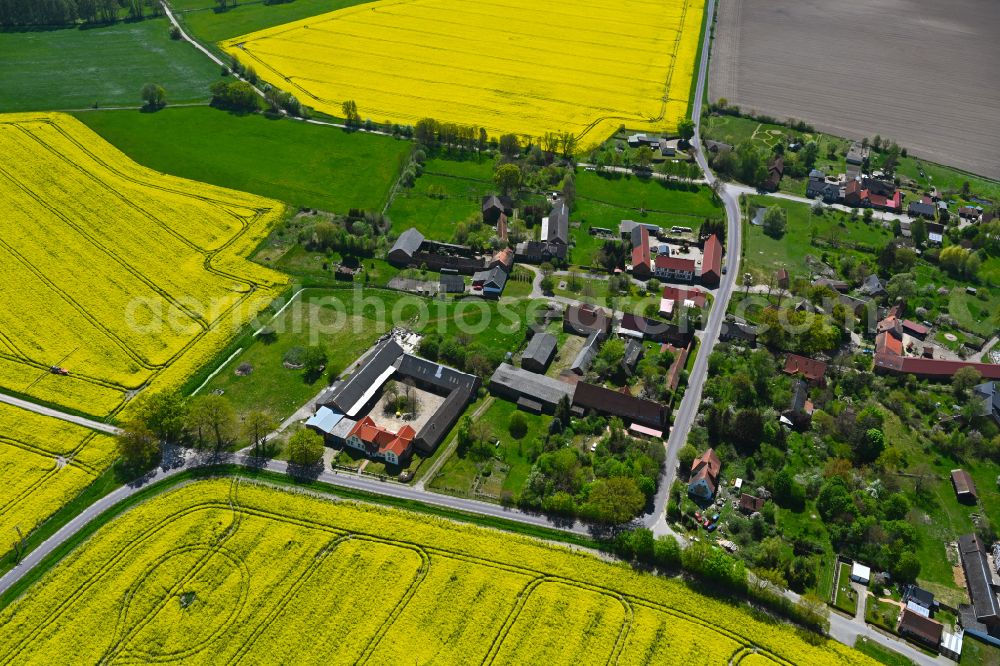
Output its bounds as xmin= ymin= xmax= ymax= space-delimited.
xmin=522 ymin=333 xmax=557 ymax=373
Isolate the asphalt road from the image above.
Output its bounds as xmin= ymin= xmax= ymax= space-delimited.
xmin=0 ymin=448 xmax=595 ymax=597
xmin=647 ymin=0 xmax=743 ymax=535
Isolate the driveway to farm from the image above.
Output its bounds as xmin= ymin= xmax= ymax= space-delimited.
xmin=645 ymin=0 xmax=743 ymax=538
xmin=0 ymin=393 xmax=120 ymax=436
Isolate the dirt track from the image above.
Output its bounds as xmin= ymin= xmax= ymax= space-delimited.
xmin=709 ymin=0 xmax=1000 ymax=180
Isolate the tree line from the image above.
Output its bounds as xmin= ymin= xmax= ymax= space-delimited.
xmin=0 ymin=0 xmax=160 ymax=26
xmin=117 ymin=391 xmax=323 ymax=470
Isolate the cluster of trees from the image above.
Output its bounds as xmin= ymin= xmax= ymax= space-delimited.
xmin=117 ymin=392 xmax=279 ymax=469
xmin=140 ymin=83 xmax=165 ymax=111
xmin=0 ymin=0 xmax=158 ymax=26
xmin=303 ymin=212 xmax=390 ymax=258
xmin=413 ymin=118 xmax=490 ymax=154
xmin=418 ymin=332 xmax=506 ymax=381
xmin=209 ymin=80 xmax=258 ymax=113
xmin=119 ymin=391 xmax=330 ymax=471
xmin=518 ymin=414 xmax=662 ymax=524
xmin=938 ymin=245 xmax=981 ymax=279
xmin=761 ymin=206 xmax=787 ymax=239
xmin=757 ymin=306 xmax=843 ymax=354
xmin=816 ymin=474 xmax=920 ymax=582
xmin=264 ymin=85 xmax=305 ymax=118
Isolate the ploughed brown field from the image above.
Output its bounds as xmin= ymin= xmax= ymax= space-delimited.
xmin=709 ymin=0 xmax=1000 ymax=180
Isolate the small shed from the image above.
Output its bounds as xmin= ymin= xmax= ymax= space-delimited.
xmin=522 ymin=333 xmax=557 ymax=374
xmin=850 ymin=561 xmax=871 ymax=585
xmin=951 ymin=469 xmax=978 ymax=504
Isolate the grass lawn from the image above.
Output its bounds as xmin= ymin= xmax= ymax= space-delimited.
xmin=387 ymin=157 xmax=495 ymax=239
xmin=429 ymin=399 xmax=550 ymax=499
xmin=833 ymin=562 xmax=859 ymax=615
xmin=741 ymin=196 xmax=892 ymax=283
xmin=576 ymin=171 xmax=723 ymax=218
xmin=865 ymin=597 xmax=902 ymax=634
xmin=962 ymin=639 xmax=1000 ymax=666
xmin=170 ymin=0 xmax=369 ymax=44
xmin=853 ymin=637 xmax=915 ymax=666
xmin=0 ymin=19 xmax=219 ymax=112
xmin=553 ymin=276 xmax=659 ymax=313
xmin=76 ymin=107 xmax=410 ymax=213
xmin=201 ymin=288 xmax=391 ymax=418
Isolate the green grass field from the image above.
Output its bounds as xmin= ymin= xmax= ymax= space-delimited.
xmin=429 ymin=399 xmax=550 ymax=499
xmin=201 ymin=288 xmax=392 ymax=418
xmin=0 ymin=19 xmax=219 ymax=112
xmin=853 ymin=637 xmax=914 ymax=666
xmin=741 ymin=196 xmax=892 ymax=283
xmin=76 ymin=107 xmax=410 ymax=212
xmin=387 ymin=157 xmax=495 ymax=239
xmin=170 ymin=0 xmax=369 ymax=44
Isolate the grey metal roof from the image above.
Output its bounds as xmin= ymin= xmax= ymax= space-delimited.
xmin=958 ymin=533 xmax=1000 ymax=622
xmin=523 ymin=333 xmax=557 ymax=368
xmin=389 ymin=227 xmax=424 ymax=259
xmin=571 ymin=331 xmax=601 ymax=374
xmin=321 ymin=339 xmax=403 ymax=413
xmin=396 ymin=353 xmax=477 ymax=393
xmin=439 ymin=273 xmax=465 ymax=293
xmin=545 ymin=202 xmax=569 ymax=244
xmin=489 ymin=363 xmax=574 ymax=406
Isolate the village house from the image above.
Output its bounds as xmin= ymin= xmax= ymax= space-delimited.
xmin=660 ymin=286 xmax=707 ymax=318
xmin=688 ymin=448 xmax=721 ymax=500
xmin=764 ymin=155 xmax=784 ymax=192
xmin=631 ymin=225 xmax=652 ymax=280
xmin=564 ymin=303 xmax=611 ymax=338
xmin=542 ymin=201 xmax=570 ymax=246
xmin=345 ymin=417 xmax=415 ymax=465
xmin=571 ymin=331 xmax=601 ymax=375
xmin=783 ymin=354 xmax=827 ymax=383
xmin=654 ymin=254 xmax=697 ymax=283
xmin=975 ymin=381 xmax=1000 ymax=425
xmin=701 ymin=234 xmax=722 ymax=287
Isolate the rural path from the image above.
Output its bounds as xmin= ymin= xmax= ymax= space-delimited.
xmin=730 ymin=183 xmax=916 ymax=224
xmin=0 ymin=393 xmax=120 ymax=435
xmin=645 ymin=0 xmax=742 ymax=538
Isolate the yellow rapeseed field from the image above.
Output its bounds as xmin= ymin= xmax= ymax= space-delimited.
xmin=0 ymin=113 xmax=287 ymax=418
xmin=222 ymin=0 xmax=705 ymax=147
xmin=0 ymin=479 xmax=878 ymax=665
xmin=0 ymin=402 xmax=117 ymax=543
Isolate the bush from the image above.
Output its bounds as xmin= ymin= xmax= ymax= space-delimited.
xmin=508 ymin=412 xmax=528 ymax=439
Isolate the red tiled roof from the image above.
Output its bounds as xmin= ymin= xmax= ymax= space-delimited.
xmin=348 ymin=416 xmax=414 ymax=457
xmin=692 ymin=448 xmax=721 ymax=477
xmin=702 ymin=234 xmax=722 ymax=277
xmin=876 ymin=331 xmax=903 ymax=356
xmin=874 ymin=354 xmax=1000 ymax=380
xmin=902 ymin=320 xmax=929 ymax=336
xmin=654 ymin=255 xmax=696 ymax=272
xmin=661 ymin=287 xmax=706 ymax=308
xmin=783 ymin=354 xmax=827 ymax=381
xmin=631 ymin=242 xmax=650 ymax=271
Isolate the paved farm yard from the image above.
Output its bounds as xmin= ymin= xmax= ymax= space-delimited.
xmin=710 ymin=0 xmax=1000 ymax=179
